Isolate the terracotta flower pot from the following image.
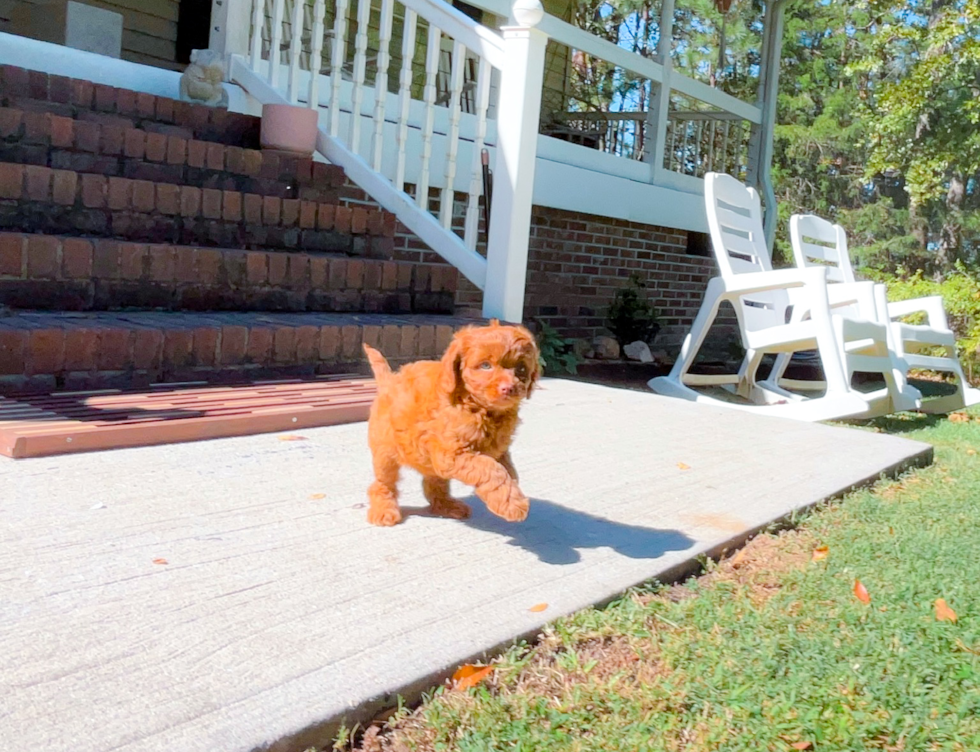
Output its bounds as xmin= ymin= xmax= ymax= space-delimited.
xmin=260 ymin=103 xmax=319 ymax=156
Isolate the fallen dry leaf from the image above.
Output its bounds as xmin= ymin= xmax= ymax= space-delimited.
xmin=452 ymin=664 xmax=493 ymax=690
xmin=968 ymin=448 xmax=977 ymax=456
xmin=949 ymin=412 xmax=970 ymax=423
xmin=812 ymin=545 xmax=829 ymax=562
xmin=278 ymin=435 xmax=307 ymax=442
xmin=935 ymin=598 xmax=958 ymax=623
xmin=152 ymin=558 xmax=169 ymax=565
xmin=677 ymin=462 xmax=691 ymax=470
xmin=791 ymin=743 xmax=813 ymax=751
xmin=854 ymin=579 xmax=871 ymax=604
xmin=529 ymin=603 xmax=549 ymax=613
xmin=729 ymin=547 xmax=750 ymax=568
xmin=309 ymin=493 xmax=326 ymax=500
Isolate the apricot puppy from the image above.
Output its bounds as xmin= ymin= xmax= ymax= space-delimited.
xmin=363 ymin=319 xmax=541 ymax=526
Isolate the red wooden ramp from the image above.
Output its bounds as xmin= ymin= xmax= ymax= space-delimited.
xmin=0 ymin=375 xmax=377 ymax=459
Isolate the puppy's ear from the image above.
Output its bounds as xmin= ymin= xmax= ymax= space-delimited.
xmin=439 ymin=335 xmax=464 ymax=400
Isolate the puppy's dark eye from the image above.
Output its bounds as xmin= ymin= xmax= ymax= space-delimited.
xmin=516 ymin=363 xmax=528 ymax=378
xmin=479 ymin=361 xmax=492 ymax=370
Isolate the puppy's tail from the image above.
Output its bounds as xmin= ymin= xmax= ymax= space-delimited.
xmin=363 ymin=344 xmax=393 ymax=386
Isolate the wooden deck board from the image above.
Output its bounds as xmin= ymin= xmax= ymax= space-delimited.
xmin=0 ymin=375 xmax=377 ymax=459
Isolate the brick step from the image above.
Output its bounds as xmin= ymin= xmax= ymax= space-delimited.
xmin=0 ymin=310 xmax=475 ymax=393
xmin=0 ymin=232 xmax=457 ymax=314
xmin=0 ymin=105 xmax=340 ymax=202
xmin=0 ymin=163 xmax=394 ymax=255
xmin=0 ymin=65 xmax=262 ymax=148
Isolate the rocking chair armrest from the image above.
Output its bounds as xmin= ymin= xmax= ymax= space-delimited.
xmin=722 ymin=267 xmax=828 ymax=297
xmin=886 ymin=295 xmax=951 ymax=331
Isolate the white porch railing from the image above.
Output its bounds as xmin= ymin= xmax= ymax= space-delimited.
xmin=546 ymin=110 xmax=750 ymax=180
xmin=217 ymin=0 xmax=545 ymax=323
xmin=210 ymin=0 xmax=785 ymax=320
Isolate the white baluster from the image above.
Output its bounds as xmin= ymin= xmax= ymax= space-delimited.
xmin=416 ymin=22 xmax=442 ymax=211
xmin=394 ymin=8 xmax=418 ymax=192
xmin=348 ymin=0 xmax=373 ymax=153
xmin=287 ymin=0 xmax=305 ymax=102
xmin=464 ymin=57 xmax=491 ymax=250
xmin=439 ymin=40 xmax=466 ymax=229
xmin=328 ymin=0 xmax=351 ymax=137
xmin=371 ymin=0 xmax=395 ymax=172
xmin=249 ymin=0 xmax=265 ymax=69
xmin=308 ymin=0 xmax=327 ymax=108
xmin=695 ymin=120 xmax=704 ymax=175
xmin=667 ymin=118 xmax=677 ymax=173
xmin=269 ymin=0 xmax=286 ymax=87
xmin=722 ymin=119 xmax=730 ymax=174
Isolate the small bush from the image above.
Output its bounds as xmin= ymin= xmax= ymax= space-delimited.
xmin=605 ymin=274 xmax=660 ymax=346
xmin=535 ymin=321 xmax=579 ymax=375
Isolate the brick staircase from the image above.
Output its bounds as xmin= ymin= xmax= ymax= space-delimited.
xmin=0 ymin=65 xmax=471 ymax=394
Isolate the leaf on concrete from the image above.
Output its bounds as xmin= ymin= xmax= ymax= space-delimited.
xmin=677 ymin=462 xmax=691 ymax=470
xmin=935 ymin=598 xmax=958 ymax=623
xmin=452 ymin=664 xmax=494 ymax=690
xmin=278 ymin=435 xmax=307 ymax=441
xmin=153 ymin=558 xmax=169 ymax=565
xmin=529 ymin=603 xmax=549 ymax=612
xmin=812 ymin=545 xmax=829 ymax=562
xmin=309 ymin=493 xmax=326 ymax=500
xmin=854 ymin=579 xmax=871 ymax=604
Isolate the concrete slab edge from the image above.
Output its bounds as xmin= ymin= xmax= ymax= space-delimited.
xmin=261 ymin=440 xmax=935 ymax=752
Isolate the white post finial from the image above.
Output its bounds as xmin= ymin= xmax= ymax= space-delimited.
xmin=511 ymin=0 xmax=544 ymax=27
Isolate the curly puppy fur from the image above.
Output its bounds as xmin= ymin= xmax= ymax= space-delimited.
xmin=363 ymin=319 xmax=541 ymax=526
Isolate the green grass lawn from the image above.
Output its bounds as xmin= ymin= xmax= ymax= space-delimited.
xmin=338 ymin=409 xmax=980 ymax=752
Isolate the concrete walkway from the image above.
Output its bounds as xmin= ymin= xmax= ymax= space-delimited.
xmin=0 ymin=380 xmax=931 ymax=752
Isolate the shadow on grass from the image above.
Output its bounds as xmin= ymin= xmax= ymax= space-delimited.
xmin=459 ymin=497 xmax=695 ymax=566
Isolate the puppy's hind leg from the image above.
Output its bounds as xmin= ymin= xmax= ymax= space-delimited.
xmin=422 ymin=476 xmax=471 ymax=520
xmin=367 ymin=452 xmax=403 ymax=526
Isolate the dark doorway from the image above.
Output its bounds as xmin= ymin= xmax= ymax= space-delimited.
xmin=176 ymin=0 xmax=213 ymax=65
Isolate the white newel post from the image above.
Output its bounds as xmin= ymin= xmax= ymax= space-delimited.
xmin=209 ymin=0 xmax=252 ymax=58
xmin=482 ymin=0 xmax=547 ymax=324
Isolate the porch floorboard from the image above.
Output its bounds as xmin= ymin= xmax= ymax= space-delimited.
xmin=0 ymin=379 xmax=932 ymax=752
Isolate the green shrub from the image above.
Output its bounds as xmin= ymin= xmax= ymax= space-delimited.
xmin=862 ymin=264 xmax=980 ymax=381
xmin=605 ymin=274 xmax=660 ymax=346
xmin=534 ymin=321 xmax=579 ymax=375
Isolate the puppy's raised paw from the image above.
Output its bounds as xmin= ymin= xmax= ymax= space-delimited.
xmin=367 ymin=505 xmax=403 ymax=527
xmin=494 ymin=487 xmax=529 ymax=522
xmin=430 ymin=498 xmax=472 ymax=520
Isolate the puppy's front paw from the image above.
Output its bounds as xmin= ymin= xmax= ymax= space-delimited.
xmin=430 ymin=498 xmax=472 ymax=520
xmin=368 ymin=505 xmax=403 ymax=526
xmin=494 ymin=485 xmax=529 ymax=522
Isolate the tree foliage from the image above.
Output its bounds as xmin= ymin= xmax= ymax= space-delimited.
xmin=774 ymin=0 xmax=980 ymax=275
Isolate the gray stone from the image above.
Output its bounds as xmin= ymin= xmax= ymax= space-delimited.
xmin=623 ymin=340 xmax=653 ymax=363
xmin=591 ymin=335 xmax=620 ymax=359
xmin=571 ymin=338 xmax=591 ymax=359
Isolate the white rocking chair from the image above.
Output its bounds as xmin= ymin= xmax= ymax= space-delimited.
xmin=787 ymin=213 xmax=980 ymax=414
xmin=649 ymin=172 xmax=915 ymax=422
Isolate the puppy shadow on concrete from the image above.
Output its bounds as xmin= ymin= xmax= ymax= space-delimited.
xmin=458 ymin=497 xmax=695 ymax=566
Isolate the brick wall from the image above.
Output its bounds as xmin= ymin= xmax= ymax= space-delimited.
xmin=518 ymin=207 xmax=715 ymax=349
xmin=338 ymin=184 xmax=718 ymax=350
